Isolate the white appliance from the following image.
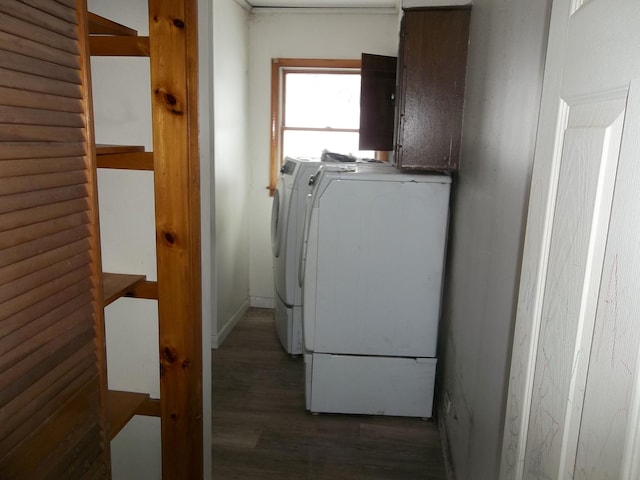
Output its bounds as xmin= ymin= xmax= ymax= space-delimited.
xmin=300 ymin=164 xmax=451 ymax=417
xmin=271 ymin=157 xmax=323 ymax=354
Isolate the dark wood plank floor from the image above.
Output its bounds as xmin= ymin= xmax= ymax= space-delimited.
xmin=212 ymin=307 xmax=447 ymax=479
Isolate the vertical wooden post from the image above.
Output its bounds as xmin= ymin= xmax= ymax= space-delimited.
xmin=147 ymin=0 xmax=203 ymax=478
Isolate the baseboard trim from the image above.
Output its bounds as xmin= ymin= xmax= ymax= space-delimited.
xmin=250 ymin=296 xmax=275 ymax=309
xmin=211 ymin=299 xmax=250 ymax=349
xmin=437 ymin=409 xmax=456 ymax=480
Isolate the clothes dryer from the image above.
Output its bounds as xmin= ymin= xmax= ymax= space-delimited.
xmin=271 ymin=157 xmax=322 ymax=354
xmin=300 ymin=164 xmax=451 ymax=417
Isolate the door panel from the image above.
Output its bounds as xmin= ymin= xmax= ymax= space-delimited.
xmin=574 ymin=81 xmax=640 ymax=479
xmin=359 ymin=53 xmax=397 ymax=152
xmin=0 ymin=0 xmax=109 ymax=477
xmin=502 ymin=0 xmax=640 ymax=478
xmin=525 ymin=97 xmax=624 ymax=478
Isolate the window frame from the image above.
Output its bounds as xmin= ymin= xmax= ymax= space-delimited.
xmin=269 ymin=58 xmax=361 ymax=195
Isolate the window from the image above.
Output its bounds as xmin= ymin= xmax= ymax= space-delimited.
xmin=269 ymin=58 xmax=374 ymax=194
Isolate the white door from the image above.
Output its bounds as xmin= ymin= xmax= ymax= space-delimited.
xmin=501 ymin=1 xmax=640 ymax=479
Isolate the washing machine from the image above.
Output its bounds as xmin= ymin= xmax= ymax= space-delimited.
xmin=271 ymin=157 xmax=322 ymax=354
xmin=300 ymin=164 xmax=451 ymax=417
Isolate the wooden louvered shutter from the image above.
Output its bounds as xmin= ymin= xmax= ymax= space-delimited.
xmin=0 ymin=0 xmax=110 ymax=478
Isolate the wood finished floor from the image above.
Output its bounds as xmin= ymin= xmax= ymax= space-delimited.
xmin=212 ymin=307 xmax=447 ymax=479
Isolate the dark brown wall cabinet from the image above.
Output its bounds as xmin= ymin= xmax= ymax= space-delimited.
xmin=395 ymin=7 xmax=471 ymax=172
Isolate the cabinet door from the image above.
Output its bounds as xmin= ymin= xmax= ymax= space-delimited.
xmin=396 ymin=8 xmax=470 ymax=171
xmin=359 ymin=53 xmax=397 ymax=152
xmin=0 ymin=1 xmax=110 ymax=477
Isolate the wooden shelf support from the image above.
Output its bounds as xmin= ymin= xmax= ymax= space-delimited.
xmin=149 ymin=0 xmax=203 ymax=476
xmin=88 ymin=13 xmax=138 ymax=36
xmin=96 ymin=144 xmax=145 ymax=155
xmin=89 ymin=36 xmax=150 ymax=57
xmin=96 ymin=144 xmax=153 ymax=170
xmin=107 ymin=390 xmax=151 ymax=440
xmin=137 ymin=398 xmax=161 ymax=417
xmin=102 ymin=273 xmax=147 ymax=306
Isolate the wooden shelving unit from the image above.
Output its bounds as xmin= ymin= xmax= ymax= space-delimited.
xmin=0 ymin=1 xmax=201 ymax=476
xmin=85 ymin=3 xmax=203 ymax=478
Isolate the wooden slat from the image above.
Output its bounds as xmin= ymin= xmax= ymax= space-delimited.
xmin=0 ymin=142 xmax=85 ymax=160
xmin=0 ymin=105 xmax=84 ymax=127
xmin=0 ymin=276 xmax=91 ymax=347
xmin=0 ymin=310 xmax=94 ymax=394
xmin=0 ymin=250 xmax=90 ymax=304
xmin=0 ymin=49 xmax=80 ymax=84
xmin=0 ymin=1 xmax=77 ymax=39
xmin=0 ymin=238 xmax=87 ymax=288
xmin=0 ymin=67 xmax=82 ymax=98
xmin=0 ymin=30 xmax=79 ymax=69
xmin=19 ymin=0 xmax=77 ymax=24
xmin=0 ymin=123 xmax=85 ymax=143
xmin=0 ymin=170 xmax=86 ymax=196
xmin=0 ymin=86 xmax=82 ymax=113
xmin=0 ymin=199 xmax=88 ymax=235
xmin=0 ymin=186 xmax=86 ymax=218
xmin=0 ymin=263 xmax=90 ymax=321
xmin=0 ymin=10 xmax=79 ymax=55
xmin=0 ymin=223 xmax=90 ymax=271
xmin=57 ymin=0 xmax=76 ymax=9
xmin=107 ymin=390 xmax=150 ymax=439
xmin=149 ymin=0 xmax=203 ymax=477
xmin=45 ymin=424 xmax=102 ymax=480
xmin=0 ymin=290 xmax=92 ymax=367
xmin=0 ymin=377 xmax=101 ymax=479
xmin=79 ymin=457 xmax=110 ymax=480
xmin=0 ymin=197 xmax=88 ymax=234
xmin=0 ymin=338 xmax=94 ymax=417
xmin=0 ymin=156 xmax=86 ymax=178
xmin=89 ymin=36 xmax=150 ymax=56
xmin=88 ymin=12 xmax=137 ymax=36
xmin=97 ymin=151 xmax=154 ymax=170
xmin=101 ymin=272 xmax=146 ymax=306
xmin=0 ymin=364 xmax=95 ymax=456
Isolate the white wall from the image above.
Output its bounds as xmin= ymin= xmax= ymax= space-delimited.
xmin=198 ymin=0 xmax=214 ymax=476
xmin=247 ymin=9 xmax=400 ymax=306
xmin=436 ymin=1 xmax=551 ymax=478
xmin=212 ymin=0 xmax=251 ymax=346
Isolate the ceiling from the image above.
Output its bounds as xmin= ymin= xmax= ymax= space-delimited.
xmin=247 ymin=0 xmax=399 ymax=8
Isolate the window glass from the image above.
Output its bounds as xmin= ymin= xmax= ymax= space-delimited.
xmin=284 ymin=73 xmax=361 ymax=129
xmin=283 ymin=130 xmax=369 ymax=159
xmin=269 ymin=58 xmax=381 ymax=195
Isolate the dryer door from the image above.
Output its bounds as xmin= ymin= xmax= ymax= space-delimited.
xmin=270 ymin=177 xmax=286 ymax=257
